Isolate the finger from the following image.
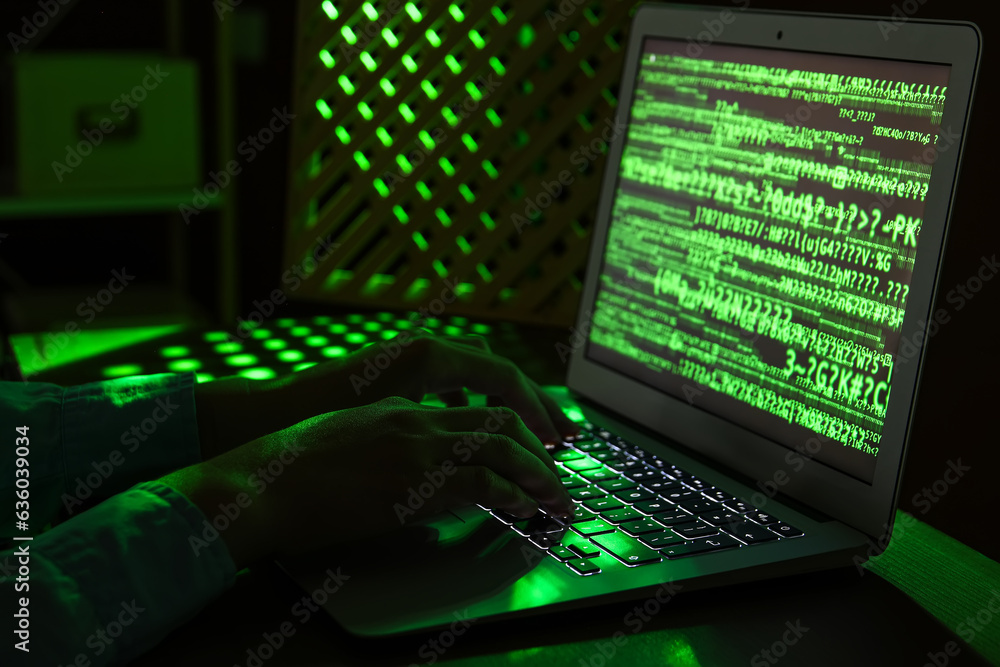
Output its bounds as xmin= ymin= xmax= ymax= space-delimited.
xmin=420 ymin=339 xmax=564 ymax=445
xmin=441 ymin=334 xmax=491 ymax=354
xmin=453 ymin=430 xmax=574 ymax=516
xmin=432 ymin=406 xmax=560 ymax=478
xmin=446 ymin=466 xmax=539 ymax=518
xmin=528 ymin=379 xmax=581 ymax=439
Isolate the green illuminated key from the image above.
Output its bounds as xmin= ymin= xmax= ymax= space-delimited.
xmin=573 ymin=519 xmax=615 ymax=536
xmin=567 ymin=558 xmax=600 ymax=575
xmin=590 ymin=532 xmax=661 ymax=566
xmin=564 ymin=457 xmax=603 ymax=472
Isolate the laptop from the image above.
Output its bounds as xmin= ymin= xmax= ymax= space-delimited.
xmin=278 ymin=4 xmax=981 ymax=637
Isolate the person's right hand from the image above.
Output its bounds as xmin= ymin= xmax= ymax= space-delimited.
xmin=160 ymin=396 xmax=575 ymax=569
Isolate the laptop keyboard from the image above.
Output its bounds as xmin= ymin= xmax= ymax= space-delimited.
xmin=486 ymin=423 xmax=804 ymax=575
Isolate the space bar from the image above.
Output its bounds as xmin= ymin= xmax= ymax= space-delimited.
xmin=591 ymin=532 xmax=661 ymax=565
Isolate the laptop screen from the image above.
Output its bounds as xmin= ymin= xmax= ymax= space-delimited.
xmin=585 ymin=37 xmax=951 ymax=483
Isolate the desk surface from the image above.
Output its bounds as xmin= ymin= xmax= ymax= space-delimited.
xmin=13 ymin=314 xmax=998 ymax=666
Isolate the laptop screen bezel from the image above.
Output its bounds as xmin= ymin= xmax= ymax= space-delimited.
xmin=566 ymin=4 xmax=980 ymax=541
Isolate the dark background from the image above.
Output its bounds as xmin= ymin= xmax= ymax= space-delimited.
xmin=0 ymin=0 xmax=995 ymax=563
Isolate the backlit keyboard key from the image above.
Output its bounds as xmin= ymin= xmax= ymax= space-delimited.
xmin=590 ymin=532 xmax=662 ymax=566
xmin=573 ymin=519 xmax=616 ymax=536
xmin=567 ymin=558 xmax=601 ymax=575
xmin=769 ymin=522 xmax=804 ymax=538
xmin=602 ymin=507 xmax=646 ymax=524
xmin=620 ymin=519 xmax=664 ymax=536
xmin=661 ymin=534 xmax=741 ymax=558
xmin=583 ymin=497 xmax=626 ymax=512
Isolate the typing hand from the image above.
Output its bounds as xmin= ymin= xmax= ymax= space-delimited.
xmin=271 ymin=333 xmax=580 ymax=446
xmin=162 ymin=396 xmax=575 ymax=568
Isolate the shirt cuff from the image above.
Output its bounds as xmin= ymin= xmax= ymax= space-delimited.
xmin=5 ymin=480 xmax=236 ymax=666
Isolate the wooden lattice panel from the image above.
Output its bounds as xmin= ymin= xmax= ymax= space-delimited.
xmin=284 ymin=0 xmax=636 ymax=326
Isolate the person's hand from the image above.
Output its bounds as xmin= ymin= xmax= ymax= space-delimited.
xmin=267 ymin=332 xmax=580 ymax=446
xmin=161 ymin=396 xmax=575 ymax=569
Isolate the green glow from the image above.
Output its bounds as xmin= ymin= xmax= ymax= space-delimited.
xmin=442 ymin=107 xmax=459 ymax=127
xmin=393 ymin=204 xmax=409 ymax=223
xmin=376 ymin=126 xmax=392 ymax=146
xmin=421 ymin=79 xmax=438 ymax=100
xmin=290 ymin=326 xmax=311 ymax=336
xmin=395 ymin=153 xmax=413 ymax=174
xmin=330 ymin=323 xmax=349 ymax=334
xmin=412 ymin=231 xmax=429 ymax=251
xmin=240 ymin=367 xmax=277 ymax=380
xmin=580 ymin=60 xmax=595 ymax=78
xmin=451 ymin=316 xmax=468 ymax=325
xmin=347 ymin=313 xmax=364 ymax=324
xmin=518 ymin=24 xmax=535 ymax=48
xmin=322 ymin=346 xmax=348 ymax=358
xmin=482 ymin=159 xmax=498 ymax=179
xmin=449 ymin=4 xmax=465 ymax=21
xmin=341 ymin=24 xmax=357 ymax=44
xmin=468 ymin=29 xmax=486 ymax=49
xmin=425 ymin=28 xmax=441 ymax=48
xmin=418 ymin=130 xmax=436 ymax=149
xmin=459 ymin=183 xmax=475 ymax=202
xmin=313 ymin=316 xmax=332 ymax=324
xmin=321 ymin=1 xmax=338 ymax=20
xmin=444 ymin=325 xmax=463 ymax=336
xmin=489 ymin=56 xmax=505 ymax=76
xmin=293 ymin=362 xmax=318 ymax=372
xmin=102 ymin=364 xmax=142 ymax=378
xmin=214 ymin=342 xmax=241 ymax=354
xmin=374 ymin=178 xmax=390 ymax=198
xmin=380 ymin=78 xmax=396 ymax=96
xmin=461 ymin=134 xmax=478 ymax=153
xmin=382 ymin=27 xmax=399 ymax=48
xmin=445 ymin=54 xmax=462 ymax=75
xmin=362 ymin=2 xmax=378 ymax=20
xmin=480 ymin=211 xmax=495 ymax=230
xmin=358 ymin=101 xmax=374 ymax=120
xmin=491 ymin=6 xmax=507 ymax=24
xmin=456 ymin=236 xmax=472 ymax=254
xmin=335 ymin=125 xmax=351 ymax=144
xmin=377 ymin=311 xmax=394 ymax=321
xmin=471 ymin=322 xmax=490 ymax=334
xmin=435 ymin=207 xmax=452 ymax=227
xmin=486 ymin=108 xmax=502 ymax=127
xmin=226 ymin=354 xmax=258 ymax=367
xmin=360 ymin=51 xmax=377 ymax=72
xmin=416 ymin=181 xmax=432 ymax=199
xmin=305 ymin=335 xmax=329 ymax=347
xmin=278 ymin=349 xmax=305 ymax=363
xmin=438 ymin=157 xmax=455 ymax=177
xmin=160 ymin=345 xmax=189 ymax=358
xmin=345 ymin=332 xmax=368 ymax=344
xmin=319 ymin=49 xmax=335 ymax=68
xmin=354 ymin=150 xmax=370 ymax=170
xmin=338 ymin=74 xmax=355 ymax=95
xmin=276 ymin=318 xmax=294 ymax=326
xmin=465 ymin=81 xmax=482 ymax=101
xmin=559 ymin=33 xmax=574 ymax=52
xmin=399 ymin=102 xmax=416 ymax=123
xmin=402 ymin=53 xmax=417 ymax=72
xmin=204 ymin=331 xmax=229 ymax=342
xmin=433 ymin=259 xmax=448 ymax=278
xmin=362 ymin=321 xmax=381 ymax=332
xmin=477 ymin=263 xmax=493 ymax=282
xmin=251 ymin=328 xmax=271 ymax=339
xmin=196 ymin=373 xmax=215 ymax=383
xmin=263 ymin=338 xmax=287 ymax=350
xmin=563 ymin=405 xmax=585 ymax=423
xmin=316 ymin=99 xmax=333 ymax=120
xmin=395 ymin=318 xmax=412 ymax=328
xmin=380 ymin=329 xmax=398 ymax=339
xmin=405 ymin=2 xmax=422 ymax=22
